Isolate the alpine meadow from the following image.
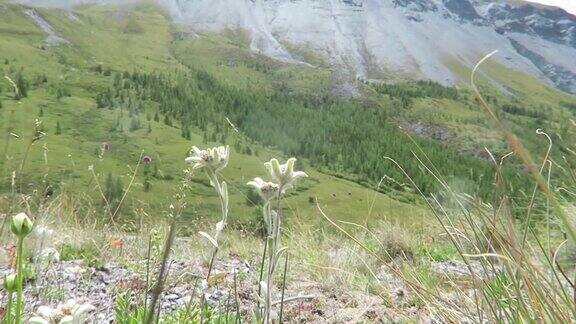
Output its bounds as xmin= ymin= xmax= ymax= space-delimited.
xmin=2 ymin=0 xmax=576 ymax=323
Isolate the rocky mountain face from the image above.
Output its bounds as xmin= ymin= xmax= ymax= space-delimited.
xmin=18 ymin=0 xmax=576 ymax=94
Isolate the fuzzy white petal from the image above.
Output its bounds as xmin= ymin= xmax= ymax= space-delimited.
xmin=191 ymin=146 xmax=202 ymax=155
xmin=292 ymin=171 xmax=308 ymax=179
xmin=37 ymin=306 xmax=56 ymax=318
xmin=29 ymin=317 xmax=50 ymax=324
xmin=59 ymin=315 xmax=75 ymax=324
xmin=73 ymin=303 xmax=96 ymax=316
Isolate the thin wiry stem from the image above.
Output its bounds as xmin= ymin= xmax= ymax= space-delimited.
xmin=145 ymin=173 xmax=189 ymax=324
xmin=145 ymin=218 xmax=176 ymax=324
xmin=89 ymin=167 xmax=112 ymax=218
xmin=471 ymin=51 xmax=576 ymax=244
xmin=257 ymin=237 xmax=268 ymax=314
xmin=520 ymin=129 xmax=553 ymax=248
xmin=278 ymin=252 xmax=289 ymax=323
xmin=111 ymin=151 xmax=144 ymax=220
xmin=14 ymin=236 xmax=25 ymax=324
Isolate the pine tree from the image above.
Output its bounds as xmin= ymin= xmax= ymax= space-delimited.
xmin=143 ymin=165 xmax=151 ymax=192
xmin=104 ymin=173 xmax=115 ymax=203
xmin=114 ymin=177 xmax=124 ymax=200
xmin=163 ymin=114 xmax=172 ymax=126
xmin=14 ymin=72 xmax=28 ymax=99
xmin=129 ymin=116 xmax=140 ymax=131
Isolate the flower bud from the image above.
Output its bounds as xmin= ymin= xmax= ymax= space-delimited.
xmin=11 ymin=212 xmax=34 ymax=238
xmin=3 ymin=273 xmax=17 ymax=292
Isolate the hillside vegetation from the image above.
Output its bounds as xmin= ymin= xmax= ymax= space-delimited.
xmin=1 ymin=1 xmax=576 ymax=323
xmin=0 ymin=3 xmax=423 ymax=231
xmin=2 ymin=2 xmax=575 ymax=223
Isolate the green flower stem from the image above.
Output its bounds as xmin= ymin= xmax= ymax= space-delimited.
xmin=199 ymin=168 xmax=228 ymax=323
xmin=256 ymin=236 xmax=268 ymax=314
xmin=206 ymin=169 xmax=228 ymax=237
xmin=15 ymin=236 xmax=25 ymax=324
xmin=204 ymin=168 xmax=227 ymax=274
xmin=264 ymin=189 xmax=284 ymax=323
xmin=5 ymin=291 xmax=13 ymax=324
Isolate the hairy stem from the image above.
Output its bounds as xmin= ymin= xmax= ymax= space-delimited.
xmin=14 ymin=236 xmax=25 ymax=324
xmin=5 ymin=291 xmax=13 ymax=324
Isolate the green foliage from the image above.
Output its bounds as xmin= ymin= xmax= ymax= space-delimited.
xmin=104 ymin=173 xmax=124 ymax=211
xmin=114 ymin=292 xmax=147 ymax=324
xmin=55 ymin=121 xmax=62 ymax=135
xmin=55 ymin=86 xmax=71 ymax=101
xmin=124 ymin=18 xmax=144 ymax=34
xmin=501 ymin=103 xmax=546 ymax=119
xmin=143 ymin=165 xmax=152 ymax=192
xmin=130 ymin=116 xmax=141 ymax=131
xmin=483 ymin=271 xmax=517 ymax=310
xmin=246 ymin=188 xmax=263 ymax=206
xmin=96 ymin=70 xmax=532 ymax=203
xmin=560 ymin=101 xmax=576 ymax=110
xmin=114 ymin=290 xmax=238 ymax=324
xmin=416 ymin=243 xmax=457 ymax=262
xmin=369 ymin=80 xmax=459 ymax=108
xmin=14 ymin=71 xmax=28 ymax=99
xmin=59 ymin=243 xmax=103 ymax=268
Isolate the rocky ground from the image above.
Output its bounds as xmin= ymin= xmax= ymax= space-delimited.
xmin=0 ymin=253 xmax=487 ymax=323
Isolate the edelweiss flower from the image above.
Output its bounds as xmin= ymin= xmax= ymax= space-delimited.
xmin=247 ymin=177 xmax=280 ymax=201
xmin=35 ymin=225 xmax=54 ymax=238
xmin=29 ymin=299 xmax=95 ymax=324
xmin=185 ymin=146 xmax=229 ymax=172
xmin=39 ymin=248 xmax=61 ymax=263
xmin=264 ymin=158 xmax=307 ymax=188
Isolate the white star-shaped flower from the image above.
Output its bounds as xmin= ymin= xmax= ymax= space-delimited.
xmin=264 ymin=158 xmax=307 ymax=189
xmin=185 ymin=145 xmax=229 ymax=172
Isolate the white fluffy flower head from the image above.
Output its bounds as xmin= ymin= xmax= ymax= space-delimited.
xmin=35 ymin=225 xmax=54 ymax=238
xmin=185 ymin=145 xmax=229 ymax=172
xmin=247 ymin=177 xmax=280 ymax=202
xmin=29 ymin=299 xmax=95 ymax=324
xmin=264 ymin=157 xmax=307 ymax=189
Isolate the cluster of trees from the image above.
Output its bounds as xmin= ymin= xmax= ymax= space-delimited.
xmin=95 ymin=70 xmax=532 ymax=202
xmin=501 ymin=103 xmax=546 ymax=119
xmin=369 ymin=80 xmax=460 ymax=108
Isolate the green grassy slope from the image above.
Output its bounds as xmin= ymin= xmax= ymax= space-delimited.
xmin=1 ymin=1 xmax=575 ymax=235
xmin=0 ymin=3 xmax=421 ymax=234
xmin=172 ymin=23 xmax=576 ymax=162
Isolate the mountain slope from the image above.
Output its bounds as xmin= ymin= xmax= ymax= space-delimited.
xmin=16 ymin=0 xmax=576 ymax=94
xmin=158 ymin=0 xmax=576 ymax=94
xmin=0 ymin=2 xmax=421 ymax=230
xmin=2 ymin=0 xmax=576 ymax=228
